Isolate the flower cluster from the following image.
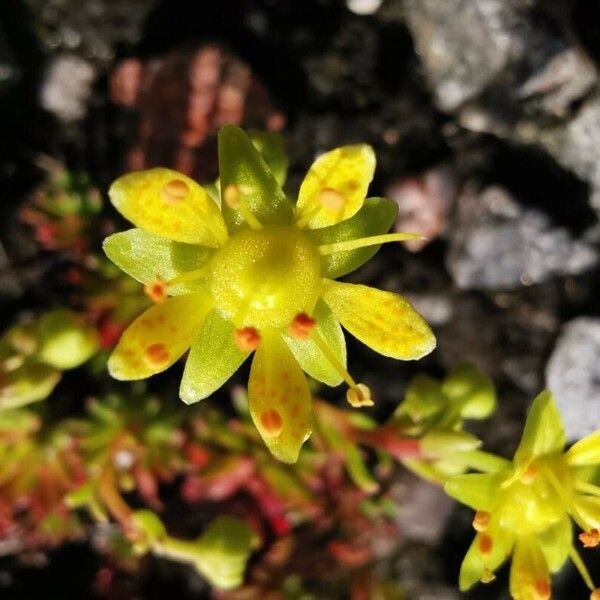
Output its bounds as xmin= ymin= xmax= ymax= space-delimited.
xmin=446 ymin=391 xmax=600 ymax=599
xmin=104 ymin=125 xmax=435 ymax=462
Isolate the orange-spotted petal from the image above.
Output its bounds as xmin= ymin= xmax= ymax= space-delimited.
xmin=109 ymin=168 xmax=227 ymax=246
xmin=321 ymin=279 xmax=436 ymax=360
xmin=248 ymin=331 xmax=312 ymax=463
xmin=108 ymin=293 xmax=213 ymax=380
xmin=296 ymin=145 xmax=375 ymax=229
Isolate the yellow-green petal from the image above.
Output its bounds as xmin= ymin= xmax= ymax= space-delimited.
xmin=514 ymin=390 xmax=565 ymax=465
xmin=109 ymin=168 xmax=227 ymax=246
xmin=509 ymin=537 xmax=550 ymax=600
xmin=306 ymin=197 xmax=398 ymax=278
xmin=296 ymin=144 xmax=375 ymax=229
xmin=108 ymin=293 xmax=212 ymax=380
xmin=537 ymin=516 xmax=571 ymax=572
xmin=103 ymin=229 xmax=214 ymax=295
xmin=321 ymin=279 xmax=436 ymax=360
xmin=219 ymin=125 xmax=293 ymax=231
xmin=248 ymin=331 xmax=311 ymax=463
xmin=180 ymin=310 xmax=250 ymax=404
xmin=566 ymin=430 xmax=600 ymax=466
xmin=283 ymin=300 xmax=346 ymax=387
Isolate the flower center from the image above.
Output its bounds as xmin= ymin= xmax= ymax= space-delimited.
xmin=208 ymin=226 xmax=322 ymax=329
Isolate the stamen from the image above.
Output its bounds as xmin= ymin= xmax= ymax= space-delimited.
xmin=223 ymin=183 xmax=263 ymax=230
xmin=481 ymin=569 xmax=496 ymax=584
xmin=576 ymin=481 xmax=600 ymax=497
xmin=569 ymin=545 xmax=597 ymax=591
xmin=473 ymin=511 xmax=490 ymax=532
xmin=234 ymin=327 xmax=261 ymax=352
xmin=165 ymin=264 xmax=211 ymax=287
xmin=580 ymin=529 xmax=600 ymax=548
xmin=310 ymin=328 xmax=373 ymax=407
xmin=288 ymin=313 xmax=316 ymax=339
xmin=144 ymin=279 xmax=167 ymax=303
xmin=318 ymin=232 xmax=426 ymax=256
xmin=591 ymin=589 xmax=600 ymax=600
xmin=519 ymin=463 xmax=538 ymax=485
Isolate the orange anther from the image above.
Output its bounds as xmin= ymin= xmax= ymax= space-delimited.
xmin=590 ymin=589 xmax=600 ymax=600
xmin=473 ymin=511 xmax=490 ymax=532
xmin=144 ymin=279 xmax=167 ymax=303
xmin=580 ymin=529 xmax=600 ymax=548
xmin=478 ymin=533 xmax=493 ymax=555
xmin=223 ymin=184 xmax=241 ymax=209
xmin=260 ymin=409 xmax=283 ymax=437
xmin=318 ymin=187 xmax=346 ymax=211
xmin=161 ymin=179 xmax=189 ymax=203
xmin=520 ymin=463 xmax=538 ymax=485
xmin=234 ymin=327 xmax=261 ymax=352
xmin=288 ymin=312 xmax=316 ymax=340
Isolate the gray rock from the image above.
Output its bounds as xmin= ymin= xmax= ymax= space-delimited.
xmin=546 ymin=317 xmax=600 ymax=439
xmin=447 ymin=185 xmax=598 ymax=290
xmin=40 ymin=54 xmax=96 ymax=122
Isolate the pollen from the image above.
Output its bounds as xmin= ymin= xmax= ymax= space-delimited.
xmin=580 ymin=529 xmax=600 ymax=548
xmin=534 ymin=579 xmax=551 ymax=600
xmin=318 ymin=187 xmax=346 ymax=211
xmin=234 ymin=327 xmax=261 ymax=352
xmin=161 ymin=179 xmax=189 ymax=203
xmin=143 ymin=343 xmax=170 ymax=367
xmin=346 ymin=383 xmax=373 ymax=407
xmin=144 ymin=279 xmax=167 ymax=303
xmin=288 ymin=313 xmax=316 ymax=339
xmin=478 ymin=534 xmax=493 ymax=555
xmin=473 ymin=511 xmax=490 ymax=532
xmin=260 ymin=409 xmax=283 ymax=437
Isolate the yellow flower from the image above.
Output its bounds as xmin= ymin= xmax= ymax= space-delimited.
xmin=103 ymin=126 xmax=435 ymax=462
xmin=445 ymin=391 xmax=600 ymax=599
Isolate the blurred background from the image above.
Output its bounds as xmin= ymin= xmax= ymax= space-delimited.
xmin=1 ymin=0 xmax=600 ymax=598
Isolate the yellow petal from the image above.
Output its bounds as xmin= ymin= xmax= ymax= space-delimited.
xmin=109 ymin=168 xmax=228 ymax=246
xmin=321 ymin=280 xmax=436 ymax=360
xmin=248 ymin=331 xmax=312 ymax=463
xmin=509 ymin=538 xmax=551 ymax=600
xmin=296 ymin=145 xmax=375 ymax=229
xmin=108 ymin=293 xmax=212 ymax=380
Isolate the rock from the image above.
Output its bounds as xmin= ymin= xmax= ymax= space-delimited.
xmin=447 ymin=185 xmax=598 ymax=290
xmin=386 ymin=166 xmax=456 ymax=252
xmin=40 ymin=54 xmax=96 ymax=122
xmin=0 ymin=24 xmax=20 ymax=95
xmin=346 ymin=0 xmax=383 ymax=16
xmin=545 ymin=317 xmax=600 ymax=439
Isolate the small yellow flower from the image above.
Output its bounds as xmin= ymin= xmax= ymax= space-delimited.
xmin=103 ymin=126 xmax=435 ymax=462
xmin=446 ymin=391 xmax=600 ymax=599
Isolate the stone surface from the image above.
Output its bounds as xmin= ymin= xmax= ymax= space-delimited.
xmin=546 ymin=317 xmax=600 ymax=439
xmin=447 ymin=185 xmax=598 ymax=290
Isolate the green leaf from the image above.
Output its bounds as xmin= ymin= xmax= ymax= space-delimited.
xmin=249 ymin=130 xmax=288 ymax=187
xmin=180 ymin=310 xmax=250 ymax=404
xmin=219 ymin=125 xmax=293 ymax=231
xmin=36 ymin=310 xmax=98 ymax=369
xmin=103 ymin=228 xmax=214 ymax=295
xmin=442 ymin=363 xmax=496 ymax=420
xmin=306 ymin=197 xmax=398 ymax=278
xmin=444 ymin=473 xmax=497 ymax=511
xmin=0 ymin=361 xmax=61 ymax=409
xmin=283 ymin=300 xmax=346 ymax=386
xmin=514 ymin=391 xmax=566 ymax=464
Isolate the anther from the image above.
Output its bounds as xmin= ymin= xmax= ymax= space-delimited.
xmin=481 ymin=569 xmax=496 ymax=584
xmin=144 ymin=279 xmax=167 ymax=303
xmin=288 ymin=313 xmax=316 ymax=340
xmin=318 ymin=187 xmax=346 ymax=211
xmin=580 ymin=529 xmax=600 ymax=548
xmin=161 ymin=179 xmax=189 ymax=203
xmin=346 ymin=383 xmax=373 ymax=407
xmin=519 ymin=463 xmax=538 ymax=485
xmin=473 ymin=511 xmax=490 ymax=532
xmin=534 ymin=579 xmax=551 ymax=600
xmin=223 ymin=184 xmax=242 ymax=209
xmin=222 ymin=183 xmax=262 ymax=229
xmin=591 ymin=589 xmax=600 ymax=600
xmin=234 ymin=327 xmax=261 ymax=352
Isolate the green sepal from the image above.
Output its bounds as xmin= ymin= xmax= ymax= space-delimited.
xmin=394 ymin=374 xmax=446 ymax=422
xmin=306 ymin=197 xmax=398 ymax=279
xmin=444 ymin=472 xmax=498 ymax=512
xmin=0 ymin=361 xmax=61 ymax=409
xmin=218 ymin=125 xmax=293 ymax=231
xmin=249 ymin=130 xmax=288 ymax=187
xmin=537 ymin=516 xmax=571 ymax=572
xmin=442 ymin=363 xmax=496 ymax=420
xmin=103 ymin=228 xmax=214 ymax=295
xmin=283 ymin=300 xmax=346 ymax=387
xmin=514 ymin=390 xmax=565 ymax=464
xmin=180 ymin=310 xmax=250 ymax=404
